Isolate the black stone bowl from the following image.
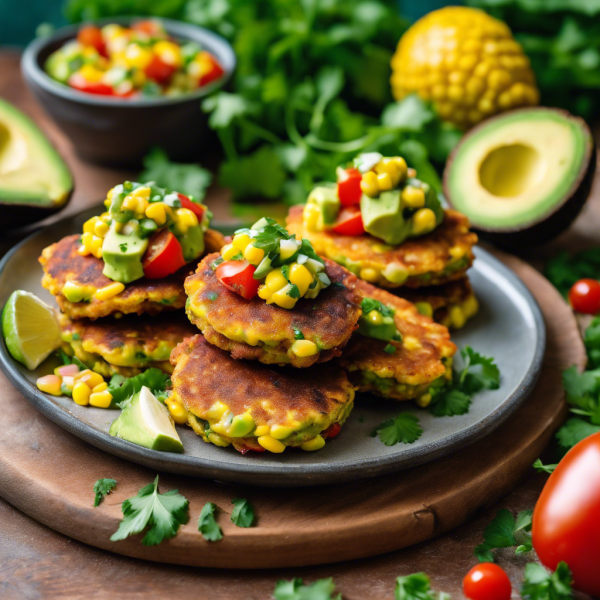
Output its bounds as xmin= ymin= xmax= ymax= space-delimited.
xmin=21 ymin=17 xmax=235 ymax=166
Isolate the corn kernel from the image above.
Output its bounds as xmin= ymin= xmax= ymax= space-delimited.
xmin=367 ymin=310 xmax=384 ymax=326
xmin=412 ymin=208 xmax=436 ymax=235
xmin=77 ymin=244 xmax=91 ymax=257
xmin=81 ymin=232 xmax=94 ymax=249
xmin=254 ymin=425 xmax=270 ymax=437
xmin=92 ymin=382 xmax=108 ymax=393
xmin=360 ymin=268 xmax=378 ymax=282
xmin=402 ymin=186 xmax=426 ymax=208
xmin=301 ymin=435 xmax=326 ymax=451
xmin=75 ymin=369 xmax=105 ymax=389
xmin=145 ymin=202 xmax=167 ymax=226
xmin=124 ymin=44 xmax=153 ymax=69
xmin=360 ymin=171 xmax=379 ymax=197
xmin=232 ymin=233 xmax=251 ymax=251
xmin=243 ymin=243 xmax=265 ymax=266
xmin=175 ymin=208 xmax=198 ymax=229
xmin=91 ymin=236 xmax=103 ymax=258
xmin=258 ymin=285 xmax=272 ymax=301
xmin=257 ymin=435 xmax=286 ymax=453
xmin=271 ymin=286 xmax=297 ymax=309
xmin=95 ymin=282 xmax=125 ymax=301
xmin=229 ymin=414 xmax=255 ymax=437
xmin=37 ymin=374 xmax=62 ymax=396
xmin=136 ymin=198 xmax=149 ymax=215
xmin=449 ymin=306 xmax=466 ymax=329
xmin=63 ymin=281 xmax=86 ymax=303
xmin=55 ymin=364 xmax=80 ymax=378
xmin=303 ymin=203 xmax=322 ymax=232
xmin=94 ymin=220 xmax=109 ymax=237
xmin=463 ymin=295 xmax=479 ymax=319
xmin=79 ymin=64 xmax=104 ymax=82
xmin=166 ymin=398 xmax=189 ymax=425
xmin=449 ymin=246 xmax=465 ymax=260
xmin=83 ymin=217 xmax=100 ymax=234
xmin=205 ymin=401 xmax=229 ymax=422
xmin=89 ymin=390 xmax=113 ymax=408
xmin=403 ymin=336 xmax=421 ymax=351
xmin=377 ymin=172 xmax=393 ymax=191
xmin=73 ymin=382 xmax=91 ymax=406
xmin=121 ymin=195 xmax=139 ymax=211
xmin=270 ymin=425 xmax=293 ymax=440
xmin=416 ymin=394 xmax=432 ymax=408
xmin=265 ymin=269 xmax=288 ymax=292
xmin=382 ymin=263 xmax=408 ymax=284
xmin=291 ymin=339 xmax=318 ymax=357
xmin=289 ymin=263 xmax=312 ymax=296
xmin=154 ymin=41 xmax=182 ymax=67
xmin=415 ymin=302 xmax=433 ymax=318
xmin=221 ymin=244 xmax=241 ymax=261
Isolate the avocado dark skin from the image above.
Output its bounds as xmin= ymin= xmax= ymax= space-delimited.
xmin=0 ymin=189 xmax=74 ymax=229
xmin=443 ymin=108 xmax=596 ymax=250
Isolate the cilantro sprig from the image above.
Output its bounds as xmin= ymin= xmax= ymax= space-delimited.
xmin=273 ymin=578 xmax=341 ymax=600
xmin=198 ymin=502 xmax=223 ymax=541
xmin=361 ymin=297 xmax=395 ymax=318
xmin=521 ymin=562 xmax=573 ymax=600
xmin=93 ymin=478 xmax=116 ymax=507
xmin=474 ymin=509 xmax=533 ymax=562
xmin=371 ymin=413 xmax=423 ymax=446
xmin=109 ymin=369 xmax=171 ymax=409
xmin=231 ymin=498 xmax=256 ymax=528
xmin=395 ymin=573 xmax=449 ymax=600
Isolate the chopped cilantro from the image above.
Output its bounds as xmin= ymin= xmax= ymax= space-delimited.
xmin=288 ymin=284 xmax=301 ymax=299
xmin=584 ymin=315 xmax=600 ymax=368
xmin=56 ymin=349 xmax=89 ymax=371
xmin=474 ymin=509 xmax=533 ymax=562
xmin=273 ymin=578 xmax=341 ymax=600
xmin=384 ymin=343 xmax=396 ymax=354
xmin=361 ymin=297 xmax=395 ymax=318
xmin=395 ymin=572 xmax=449 ymax=600
xmin=281 ymin=264 xmax=291 ymax=280
xmin=119 ymin=243 xmax=128 ymax=252
xmin=93 ymin=478 xmax=116 ymax=507
xmin=533 ymin=459 xmax=557 ymax=474
xmin=371 ymin=413 xmax=423 ymax=446
xmin=230 ymin=498 xmax=256 ymax=528
xmin=545 ymin=248 xmax=600 ymax=298
xmin=293 ymin=328 xmax=304 ymax=340
xmin=198 ymin=502 xmax=223 ymax=541
xmin=211 ymin=257 xmax=224 ymax=270
xmin=332 ymin=282 xmax=345 ymax=289
xmin=230 ymin=251 xmax=244 ymax=261
xmin=521 ymin=562 xmax=573 ymax=600
xmin=109 ymin=368 xmax=171 ymax=409
xmin=134 ymin=352 xmax=146 ymax=360
xmin=207 ymin=291 xmax=219 ymax=301
xmin=110 ymin=476 xmax=189 ymax=546
xmin=251 ymin=219 xmax=292 ymax=253
xmin=72 ymin=333 xmax=81 ymax=341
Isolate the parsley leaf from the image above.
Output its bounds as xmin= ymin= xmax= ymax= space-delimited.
xmin=93 ymin=478 xmax=116 ymax=507
xmin=109 ymin=368 xmax=171 ymax=409
xmin=198 ymin=502 xmax=223 ymax=541
xmin=371 ymin=413 xmax=423 ymax=446
xmin=273 ymin=578 xmax=341 ymax=600
xmin=473 ymin=508 xmax=533 ymax=562
xmin=521 ymin=562 xmax=573 ymax=600
xmin=556 ymin=417 xmax=600 ymax=449
xmin=533 ymin=459 xmax=558 ymax=474
xmin=230 ymin=498 xmax=256 ymax=528
xmin=110 ymin=476 xmax=189 ymax=546
xmin=140 ymin=147 xmax=211 ymax=201
xmin=429 ymin=389 xmax=472 ymax=417
xmin=395 ymin=572 xmax=449 ymax=600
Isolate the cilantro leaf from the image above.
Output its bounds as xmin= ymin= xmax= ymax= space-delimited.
xmin=473 ymin=509 xmax=533 ymax=562
xmin=293 ymin=328 xmax=304 ymax=340
xmin=288 ymin=284 xmax=301 ymax=299
xmin=556 ymin=417 xmax=600 ymax=449
xmin=394 ymin=572 xmax=449 ymax=600
xmin=198 ymin=502 xmax=223 ymax=541
xmin=545 ymin=248 xmax=600 ymax=298
xmin=109 ymin=368 xmax=171 ymax=408
xmin=361 ymin=297 xmax=395 ymax=318
xmin=382 ymin=95 xmax=435 ymax=132
xmin=110 ymin=476 xmax=189 ymax=546
xmin=533 ymin=459 xmax=558 ymax=474
xmin=429 ymin=389 xmax=472 ymax=417
xmin=273 ymin=577 xmax=341 ymax=600
xmin=230 ymin=498 xmax=256 ymax=528
xmin=384 ymin=343 xmax=397 ymax=355
xmin=140 ymin=148 xmax=211 ymax=201
xmin=521 ymin=562 xmax=573 ymax=600
xmin=93 ymin=478 xmax=116 ymax=507
xmin=202 ymin=92 xmax=257 ymax=129
xmin=371 ymin=413 xmax=423 ymax=446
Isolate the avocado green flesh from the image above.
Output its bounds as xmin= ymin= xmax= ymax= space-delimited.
xmin=177 ymin=224 xmax=205 ymax=263
xmin=354 ymin=368 xmax=448 ymax=401
xmin=308 ymin=185 xmax=340 ymax=226
xmin=0 ymin=98 xmax=73 ymax=206
xmin=447 ymin=109 xmax=589 ymax=229
xmin=102 ymin=225 xmax=149 ymax=284
xmin=361 ymin=190 xmax=411 ymax=245
xmin=357 ymin=315 xmax=398 ymax=342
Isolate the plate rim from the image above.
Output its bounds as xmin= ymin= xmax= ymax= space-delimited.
xmin=0 ymin=218 xmax=546 ymax=487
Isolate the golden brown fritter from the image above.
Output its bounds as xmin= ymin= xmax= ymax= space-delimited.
xmin=185 ymin=254 xmax=362 ymax=368
xmin=339 ymin=280 xmax=456 ymax=402
xmin=170 ymin=334 xmax=354 ymax=453
xmin=40 ymin=228 xmax=226 ymax=320
xmin=395 ymin=277 xmax=479 ymax=329
xmin=286 ymin=206 xmax=477 ymax=289
xmin=59 ymin=312 xmax=197 ymax=377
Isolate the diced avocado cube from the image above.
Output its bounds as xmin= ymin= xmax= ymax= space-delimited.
xmin=307 ymin=185 xmax=340 ymax=229
xmin=101 ymin=224 xmax=148 ymax=284
xmin=361 ymin=190 xmax=412 ymax=246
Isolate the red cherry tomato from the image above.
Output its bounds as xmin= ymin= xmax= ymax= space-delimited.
xmin=216 ymin=260 xmax=260 ymax=300
xmin=131 ymin=20 xmax=164 ymax=36
xmin=142 ymin=229 xmax=186 ymax=279
xmin=177 ymin=193 xmax=205 ymax=221
xmin=333 ymin=206 xmax=365 ymax=236
xmin=337 ymin=168 xmax=362 ymax=206
xmin=76 ymin=25 xmax=107 ymax=56
xmin=568 ymin=278 xmax=600 ymax=314
xmin=68 ymin=73 xmax=115 ymax=96
xmin=532 ymin=431 xmax=600 ymax=596
xmin=463 ymin=563 xmax=511 ymax=600
xmin=145 ymin=54 xmax=177 ymax=84
xmin=323 ymin=423 xmax=342 ymax=439
xmin=198 ymin=53 xmax=225 ymax=87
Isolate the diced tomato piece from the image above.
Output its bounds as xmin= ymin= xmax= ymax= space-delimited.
xmin=198 ymin=53 xmax=225 ymax=87
xmin=216 ymin=260 xmax=260 ymax=300
xmin=77 ymin=25 xmax=107 ymax=57
xmin=131 ymin=20 xmax=164 ymax=37
xmin=333 ymin=206 xmax=365 ymax=236
xmin=68 ymin=73 xmax=115 ymax=96
xmin=323 ymin=423 xmax=342 ymax=439
xmin=337 ymin=168 xmax=362 ymax=206
xmin=177 ymin=193 xmax=205 ymax=221
xmin=145 ymin=54 xmax=177 ymax=84
xmin=142 ymin=229 xmax=186 ymax=279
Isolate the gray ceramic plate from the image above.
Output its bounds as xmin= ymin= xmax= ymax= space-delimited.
xmin=0 ymin=208 xmax=545 ymax=487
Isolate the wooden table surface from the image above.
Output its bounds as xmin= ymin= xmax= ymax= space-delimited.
xmin=0 ymin=49 xmax=597 ymax=599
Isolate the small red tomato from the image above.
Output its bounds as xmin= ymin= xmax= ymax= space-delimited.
xmin=177 ymin=193 xmax=205 ymax=221
xmin=145 ymin=54 xmax=177 ymax=84
xmin=463 ymin=563 xmax=511 ymax=600
xmin=568 ymin=278 xmax=600 ymax=314
xmin=532 ymin=432 xmax=600 ymax=596
xmin=323 ymin=423 xmax=342 ymax=439
xmin=337 ymin=167 xmax=362 ymax=206
xmin=332 ymin=206 xmax=365 ymax=236
xmin=142 ymin=229 xmax=186 ymax=279
xmin=216 ymin=260 xmax=260 ymax=300
xmin=198 ymin=53 xmax=225 ymax=87
xmin=77 ymin=25 xmax=107 ymax=56
xmin=68 ymin=73 xmax=115 ymax=96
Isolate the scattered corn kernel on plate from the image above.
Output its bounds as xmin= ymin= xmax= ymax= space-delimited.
xmin=0 ymin=207 xmax=544 ymax=487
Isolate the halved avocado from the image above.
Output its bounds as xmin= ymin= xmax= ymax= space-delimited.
xmin=0 ymin=98 xmax=73 ymax=228
xmin=443 ymin=108 xmax=595 ymax=249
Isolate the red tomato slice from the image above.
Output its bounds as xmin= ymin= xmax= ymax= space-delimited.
xmin=333 ymin=206 xmax=365 ymax=236
xmin=198 ymin=53 xmax=225 ymax=87
xmin=69 ymin=73 xmax=115 ymax=96
xmin=77 ymin=25 xmax=107 ymax=57
xmin=532 ymin=431 xmax=600 ymax=596
xmin=323 ymin=423 xmax=342 ymax=439
xmin=216 ymin=260 xmax=260 ymax=300
xmin=568 ymin=278 xmax=600 ymax=314
xmin=145 ymin=54 xmax=177 ymax=84
xmin=142 ymin=229 xmax=186 ymax=279
xmin=337 ymin=168 xmax=362 ymax=206
xmin=177 ymin=193 xmax=205 ymax=221
xmin=463 ymin=563 xmax=511 ymax=600
xmin=131 ymin=20 xmax=164 ymax=36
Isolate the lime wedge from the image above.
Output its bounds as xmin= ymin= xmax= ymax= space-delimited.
xmin=109 ymin=386 xmax=183 ymax=453
xmin=2 ymin=290 xmax=61 ymax=370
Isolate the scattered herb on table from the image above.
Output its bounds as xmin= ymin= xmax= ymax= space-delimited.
xmin=198 ymin=502 xmax=223 ymax=542
xmin=371 ymin=413 xmax=423 ymax=446
xmin=273 ymin=577 xmax=341 ymax=600
xmin=93 ymin=478 xmax=117 ymax=507
xmin=395 ymin=572 xmax=450 ymax=600
xmin=521 ymin=562 xmax=573 ymax=600
xmin=544 ymin=248 xmax=600 ymax=298
xmin=230 ymin=498 xmax=256 ymax=528
xmin=533 ymin=459 xmax=558 ymax=475
xmin=110 ymin=475 xmax=189 ymax=546
xmin=474 ymin=508 xmax=533 ymax=563
xmin=108 ymin=369 xmax=171 ymax=408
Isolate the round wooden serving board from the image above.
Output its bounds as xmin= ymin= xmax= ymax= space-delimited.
xmin=0 ymin=252 xmax=585 ymax=569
